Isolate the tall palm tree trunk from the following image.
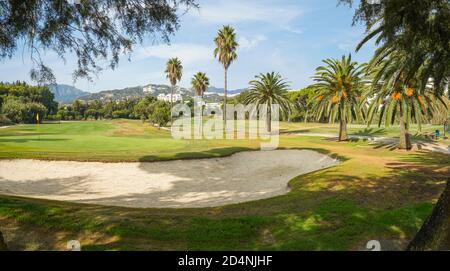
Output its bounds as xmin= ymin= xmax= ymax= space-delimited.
xmin=407 ymin=179 xmax=450 ymax=250
xmin=399 ymin=105 xmax=412 ymax=150
xmin=266 ymin=104 xmax=272 ymax=133
xmin=223 ymin=67 xmax=228 ymax=126
xmin=339 ymin=118 xmax=348 ymax=141
xmin=170 ymin=84 xmax=175 ymax=121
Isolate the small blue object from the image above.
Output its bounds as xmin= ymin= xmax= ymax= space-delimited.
xmin=435 ymin=130 xmax=440 ymax=139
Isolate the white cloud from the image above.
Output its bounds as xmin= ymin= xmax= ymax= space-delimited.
xmin=191 ymin=0 xmax=303 ymax=26
xmin=136 ymin=43 xmax=213 ymax=64
xmin=238 ymin=35 xmax=267 ymax=51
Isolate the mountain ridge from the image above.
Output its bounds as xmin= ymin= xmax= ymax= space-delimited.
xmin=50 ymin=83 xmax=247 ymax=103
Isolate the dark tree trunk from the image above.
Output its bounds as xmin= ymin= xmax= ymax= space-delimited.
xmin=266 ymin=105 xmax=272 ymax=133
xmin=399 ymin=106 xmax=412 ymax=150
xmin=0 ymin=230 xmax=7 ymax=251
xmin=407 ymin=179 xmax=450 ymax=250
xmin=338 ymin=119 xmax=348 ymax=141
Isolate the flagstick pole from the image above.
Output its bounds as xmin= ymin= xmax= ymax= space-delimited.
xmin=37 ymin=113 xmax=40 ymax=141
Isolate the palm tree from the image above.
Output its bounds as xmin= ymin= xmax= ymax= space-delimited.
xmin=191 ymin=72 xmax=210 ymax=98
xmin=366 ymin=52 xmax=447 ymax=150
xmin=311 ymin=55 xmax=368 ymax=141
xmin=214 ymin=25 xmax=238 ymax=124
xmin=165 ymin=57 xmax=183 ymax=113
xmin=244 ymin=72 xmax=292 ymax=132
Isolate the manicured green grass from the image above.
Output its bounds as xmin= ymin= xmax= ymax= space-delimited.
xmin=0 ymin=120 xmax=261 ymax=161
xmin=1 ymin=120 xmax=447 ymax=161
xmin=0 ymin=119 xmax=448 ymax=250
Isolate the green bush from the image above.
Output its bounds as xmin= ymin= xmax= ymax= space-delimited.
xmin=149 ymin=101 xmax=170 ymax=127
xmin=1 ymin=97 xmax=47 ymax=123
xmin=112 ymin=109 xmax=130 ymax=119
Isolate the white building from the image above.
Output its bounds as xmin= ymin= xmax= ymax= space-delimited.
xmin=143 ymin=86 xmax=154 ymax=93
xmin=157 ymin=93 xmax=182 ymax=102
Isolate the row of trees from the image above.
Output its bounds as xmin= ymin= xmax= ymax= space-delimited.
xmin=308 ymin=54 xmax=448 ymax=148
xmin=164 ymin=25 xmax=237 ymax=122
xmin=0 ymin=81 xmax=58 ymax=124
xmin=56 ymin=97 xmax=171 ymax=127
xmin=161 ymin=24 xmax=447 ymax=146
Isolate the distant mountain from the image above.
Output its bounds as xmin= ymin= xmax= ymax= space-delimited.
xmin=77 ymin=84 xmax=246 ymax=103
xmin=48 ymin=84 xmax=90 ymax=103
xmin=78 ymin=84 xmax=193 ymax=102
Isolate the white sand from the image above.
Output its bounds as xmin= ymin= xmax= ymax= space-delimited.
xmin=0 ymin=150 xmax=338 ymax=208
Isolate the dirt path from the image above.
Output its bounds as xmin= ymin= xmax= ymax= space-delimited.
xmin=296 ymin=133 xmax=450 ymax=155
xmin=0 ymin=150 xmax=338 ymax=208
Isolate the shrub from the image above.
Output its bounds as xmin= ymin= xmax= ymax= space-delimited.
xmin=112 ymin=109 xmax=130 ymax=119
xmin=1 ymin=97 xmax=47 ymax=123
xmin=149 ymin=101 xmax=170 ymax=127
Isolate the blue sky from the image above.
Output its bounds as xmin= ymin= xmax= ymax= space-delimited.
xmin=0 ymin=0 xmax=376 ymax=93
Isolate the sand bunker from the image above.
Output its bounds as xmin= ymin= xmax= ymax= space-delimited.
xmin=0 ymin=150 xmax=338 ymax=208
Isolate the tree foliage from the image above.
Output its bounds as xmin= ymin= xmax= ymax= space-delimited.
xmin=0 ymin=81 xmax=57 ymax=123
xmin=0 ymin=0 xmax=197 ymax=83
xmin=165 ymin=58 xmax=183 ymax=87
xmin=214 ymin=25 xmax=239 ymax=122
xmin=165 ymin=57 xmax=183 ymax=109
xmin=311 ymin=55 xmax=368 ymax=140
xmin=244 ymin=72 xmax=292 ymax=132
xmin=286 ymin=87 xmax=319 ymax=122
xmin=366 ymin=53 xmax=446 ymax=130
xmin=214 ymin=25 xmax=238 ymax=71
xmin=0 ymin=81 xmax=57 ymax=113
xmin=148 ymin=100 xmax=170 ymax=127
xmin=340 ymin=0 xmax=450 ymax=96
xmin=2 ymin=97 xmax=47 ymax=123
xmin=191 ymin=72 xmax=210 ymax=97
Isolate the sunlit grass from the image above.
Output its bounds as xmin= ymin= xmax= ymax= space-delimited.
xmin=0 ymin=119 xmax=448 ymax=250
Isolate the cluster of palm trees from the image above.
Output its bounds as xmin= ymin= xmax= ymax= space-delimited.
xmin=164 ymin=25 xmax=291 ymax=130
xmin=163 ymin=25 xmax=446 ymax=150
xmin=164 ymin=25 xmax=238 ymax=119
xmin=309 ymin=54 xmax=446 ymax=149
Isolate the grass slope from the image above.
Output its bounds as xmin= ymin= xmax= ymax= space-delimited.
xmin=0 ymin=120 xmax=449 ymax=250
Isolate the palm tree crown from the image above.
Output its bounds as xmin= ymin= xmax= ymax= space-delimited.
xmin=191 ymin=72 xmax=210 ymax=97
xmin=214 ymin=25 xmax=238 ymax=124
xmin=244 ymin=72 xmax=292 ymax=132
xmin=165 ymin=57 xmax=183 ymax=86
xmin=165 ymin=57 xmax=183 ymax=112
xmin=213 ymin=25 xmax=238 ymax=70
xmin=311 ymin=54 xmax=368 ymax=141
xmin=366 ymin=51 xmax=447 ymax=149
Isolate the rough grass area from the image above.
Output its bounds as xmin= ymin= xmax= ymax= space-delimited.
xmin=0 ymin=120 xmax=449 ymax=250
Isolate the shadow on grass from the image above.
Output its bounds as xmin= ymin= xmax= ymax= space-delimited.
xmin=0 ymin=132 xmax=56 ymax=137
xmin=279 ymin=129 xmax=312 ymax=134
xmin=138 ymin=146 xmax=256 ymax=162
xmin=0 ymin=138 xmax=69 ymax=143
xmin=353 ymin=127 xmax=387 ymax=137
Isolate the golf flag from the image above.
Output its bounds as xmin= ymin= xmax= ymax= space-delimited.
xmin=36 ymin=113 xmax=40 ymax=124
